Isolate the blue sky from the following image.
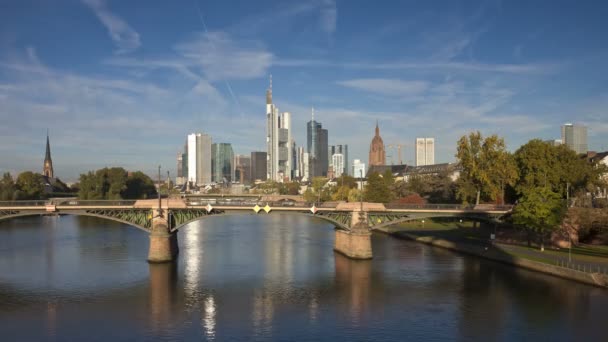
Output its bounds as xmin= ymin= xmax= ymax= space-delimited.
xmin=1 ymin=0 xmax=607 ymax=181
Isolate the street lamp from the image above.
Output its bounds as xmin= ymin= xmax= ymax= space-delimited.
xmin=359 ymin=169 xmax=363 ymax=211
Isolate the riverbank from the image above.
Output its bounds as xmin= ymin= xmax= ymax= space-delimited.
xmin=376 ymin=225 xmax=608 ymax=289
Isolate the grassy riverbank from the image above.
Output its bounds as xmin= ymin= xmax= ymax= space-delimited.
xmin=378 ymin=218 xmax=608 ymax=286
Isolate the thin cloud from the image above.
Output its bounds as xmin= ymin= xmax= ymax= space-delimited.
xmin=336 ymin=78 xmax=429 ymax=96
xmin=320 ymin=0 xmax=337 ymax=35
xmin=82 ymin=0 xmax=141 ymax=54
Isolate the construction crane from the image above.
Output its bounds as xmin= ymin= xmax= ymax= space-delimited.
xmin=387 ymin=143 xmax=406 ymax=165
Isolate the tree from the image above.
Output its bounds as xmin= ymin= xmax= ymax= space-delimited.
xmin=364 ymin=172 xmax=392 ymax=203
xmin=514 ymin=140 xmax=600 ymax=200
xmin=512 ymin=186 xmax=565 ymax=251
xmin=488 ymin=149 xmax=518 ymax=204
xmin=282 ymin=182 xmax=300 ymax=195
xmin=78 ymin=168 xmax=156 ymax=200
xmin=16 ymin=171 xmax=46 ymax=200
xmin=456 ymin=132 xmax=510 ymax=205
xmin=123 ymin=171 xmax=157 ymax=199
xmin=0 ymin=173 xmax=16 ymax=201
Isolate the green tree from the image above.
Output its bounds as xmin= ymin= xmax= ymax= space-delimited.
xmin=456 ymin=132 xmax=509 ymax=205
xmin=16 ymin=171 xmax=46 ymax=200
xmin=282 ymin=182 xmax=300 ymax=195
xmin=488 ymin=149 xmax=518 ymax=204
xmin=0 ymin=173 xmax=17 ymax=200
xmin=303 ymin=188 xmax=316 ymax=203
xmin=348 ymin=188 xmax=362 ymax=203
xmin=512 ymin=187 xmax=565 ymax=251
xmin=123 ymin=171 xmax=157 ymax=199
xmin=364 ymin=172 xmax=392 ymax=203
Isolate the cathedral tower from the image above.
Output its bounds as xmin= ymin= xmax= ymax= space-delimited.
xmin=43 ymin=131 xmax=54 ymax=178
xmin=368 ymin=121 xmax=386 ymax=167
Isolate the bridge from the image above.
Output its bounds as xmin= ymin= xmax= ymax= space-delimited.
xmin=0 ymin=198 xmax=511 ymax=262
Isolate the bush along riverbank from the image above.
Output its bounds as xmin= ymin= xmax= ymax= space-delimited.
xmin=376 ymin=225 xmax=608 ymax=289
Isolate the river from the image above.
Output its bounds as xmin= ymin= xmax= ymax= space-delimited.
xmin=0 ymin=214 xmax=606 ymax=341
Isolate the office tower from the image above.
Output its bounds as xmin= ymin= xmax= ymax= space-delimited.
xmin=302 ymin=152 xmax=310 ymax=182
xmin=415 ymin=137 xmax=435 ymax=166
xmin=176 ymin=152 xmax=185 ymax=185
xmin=561 ymin=124 xmax=588 ymax=154
xmin=307 ymin=108 xmax=329 ymax=178
xmin=352 ymin=159 xmax=366 ymax=178
xmin=212 ymin=143 xmax=234 ymax=183
xmin=251 ymin=151 xmax=267 ymax=182
xmin=296 ymin=146 xmax=306 ymax=180
xmin=330 ymin=144 xmax=349 ymax=176
xmin=265 ymin=76 xmax=292 ymax=182
xmin=234 ymin=154 xmax=251 ymax=184
xmin=369 ymin=122 xmax=386 ymax=166
xmin=332 ymin=153 xmax=344 ymax=178
xmin=187 ymin=133 xmax=212 ymax=185
xmin=291 ymin=140 xmax=299 ymax=180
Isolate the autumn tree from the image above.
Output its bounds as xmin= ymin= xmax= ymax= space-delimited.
xmin=456 ymin=132 xmax=512 ymax=205
xmin=364 ymin=172 xmax=393 ymax=203
xmin=16 ymin=171 xmax=46 ymax=200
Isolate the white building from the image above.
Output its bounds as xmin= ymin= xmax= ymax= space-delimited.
xmin=332 ymin=153 xmax=344 ymax=178
xmin=352 ymin=159 xmax=366 ymax=179
xmin=302 ymin=152 xmax=310 ymax=182
xmin=415 ymin=137 xmax=435 ymax=166
xmin=266 ymin=76 xmax=292 ymax=182
xmin=187 ymin=133 xmax=212 ymax=185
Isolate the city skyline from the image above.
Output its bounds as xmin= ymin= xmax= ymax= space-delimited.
xmin=1 ymin=1 xmax=608 ymax=180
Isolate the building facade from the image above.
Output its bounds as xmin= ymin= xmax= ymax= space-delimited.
xmin=561 ymin=124 xmax=588 ymax=154
xmin=307 ymin=111 xmax=329 ymax=178
xmin=330 ymin=144 xmax=349 ymax=176
xmin=251 ymin=151 xmax=267 ymax=182
xmin=187 ymin=133 xmax=212 ymax=185
xmin=212 ymin=143 xmax=234 ymax=183
xmin=266 ymin=77 xmax=292 ymax=182
xmin=415 ymin=137 xmax=435 ymax=166
xmin=332 ymin=153 xmax=344 ymax=178
xmin=352 ymin=159 xmax=366 ymax=179
xmin=368 ymin=122 xmax=386 ymax=167
xmin=234 ymin=154 xmax=251 ymax=184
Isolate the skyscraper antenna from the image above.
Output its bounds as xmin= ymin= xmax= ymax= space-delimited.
xmin=269 ymin=74 xmax=272 ymax=91
xmin=312 ymin=107 xmax=315 ymax=122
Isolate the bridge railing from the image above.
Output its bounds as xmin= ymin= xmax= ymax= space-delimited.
xmin=186 ymin=199 xmax=320 ymax=209
xmin=0 ymin=200 xmax=48 ymax=207
xmin=54 ymin=200 xmax=138 ymax=206
xmin=384 ymin=203 xmax=513 ymax=211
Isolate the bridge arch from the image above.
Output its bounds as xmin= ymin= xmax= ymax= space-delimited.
xmin=370 ymin=213 xmax=506 ymax=231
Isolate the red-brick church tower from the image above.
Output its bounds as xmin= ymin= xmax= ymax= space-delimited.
xmin=368 ymin=121 xmax=386 ymax=167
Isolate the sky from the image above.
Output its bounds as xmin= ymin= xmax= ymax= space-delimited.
xmin=1 ymin=0 xmax=607 ymax=181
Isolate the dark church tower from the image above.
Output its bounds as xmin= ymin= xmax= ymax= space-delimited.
xmin=43 ymin=132 xmax=54 ymax=178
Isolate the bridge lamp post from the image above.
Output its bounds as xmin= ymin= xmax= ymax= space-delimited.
xmin=359 ymin=170 xmax=363 ymax=211
xmin=157 ymin=165 xmax=163 ymax=217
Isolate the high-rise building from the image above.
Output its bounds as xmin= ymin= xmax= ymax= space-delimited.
xmin=561 ymin=124 xmax=588 ymax=155
xmin=234 ymin=154 xmax=251 ymax=184
xmin=251 ymin=151 xmax=267 ymax=182
xmin=330 ymin=144 xmax=349 ymax=176
xmin=265 ymin=76 xmax=292 ymax=182
xmin=307 ymin=108 xmax=329 ymax=178
xmin=176 ymin=152 xmax=185 ymax=186
xmin=212 ymin=143 xmax=234 ymax=183
xmin=369 ymin=122 xmax=386 ymax=166
xmin=544 ymin=139 xmax=563 ymax=147
xmin=43 ymin=132 xmax=54 ymax=179
xmin=415 ymin=137 xmax=435 ymax=166
xmin=332 ymin=153 xmax=344 ymax=178
xmin=187 ymin=133 xmax=212 ymax=185
xmin=302 ymin=152 xmax=310 ymax=182
xmin=352 ymin=159 xmax=366 ymax=179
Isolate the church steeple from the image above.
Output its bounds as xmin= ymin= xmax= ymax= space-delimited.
xmin=43 ymin=130 xmax=54 ymax=178
xmin=375 ymin=120 xmax=379 ymax=136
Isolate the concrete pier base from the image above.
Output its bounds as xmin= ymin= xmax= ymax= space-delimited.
xmin=147 ymin=209 xmax=179 ymax=263
xmin=334 ymin=229 xmax=373 ymax=259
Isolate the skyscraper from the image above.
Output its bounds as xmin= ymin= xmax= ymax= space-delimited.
xmin=307 ymin=108 xmax=329 ymax=178
xmin=561 ymin=124 xmax=588 ymax=154
xmin=212 ymin=143 xmax=234 ymax=183
xmin=234 ymin=154 xmax=251 ymax=184
xmin=415 ymin=137 xmax=435 ymax=166
xmin=330 ymin=144 xmax=349 ymax=176
xmin=332 ymin=153 xmax=344 ymax=178
xmin=251 ymin=151 xmax=267 ymax=182
xmin=369 ymin=122 xmax=386 ymax=166
xmin=187 ymin=133 xmax=212 ymax=185
xmin=43 ymin=132 xmax=54 ymax=179
xmin=265 ymin=76 xmax=292 ymax=182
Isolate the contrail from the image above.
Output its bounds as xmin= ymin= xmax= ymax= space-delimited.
xmin=194 ymin=0 xmax=245 ymax=118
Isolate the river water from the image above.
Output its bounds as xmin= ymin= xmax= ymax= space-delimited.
xmin=0 ymin=214 xmax=606 ymax=341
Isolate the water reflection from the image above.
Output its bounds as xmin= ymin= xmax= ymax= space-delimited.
xmin=1 ymin=215 xmax=608 ymax=340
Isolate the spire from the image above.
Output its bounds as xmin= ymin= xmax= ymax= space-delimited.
xmin=45 ymin=130 xmax=51 ymax=161
xmin=311 ymin=106 xmax=315 ymax=122
xmin=266 ymin=74 xmax=273 ymax=104
xmin=375 ymin=120 xmax=379 ymax=136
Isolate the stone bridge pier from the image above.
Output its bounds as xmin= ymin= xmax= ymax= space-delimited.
xmin=148 ymin=208 xmax=179 ymax=263
xmin=334 ymin=208 xmax=372 ymax=259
